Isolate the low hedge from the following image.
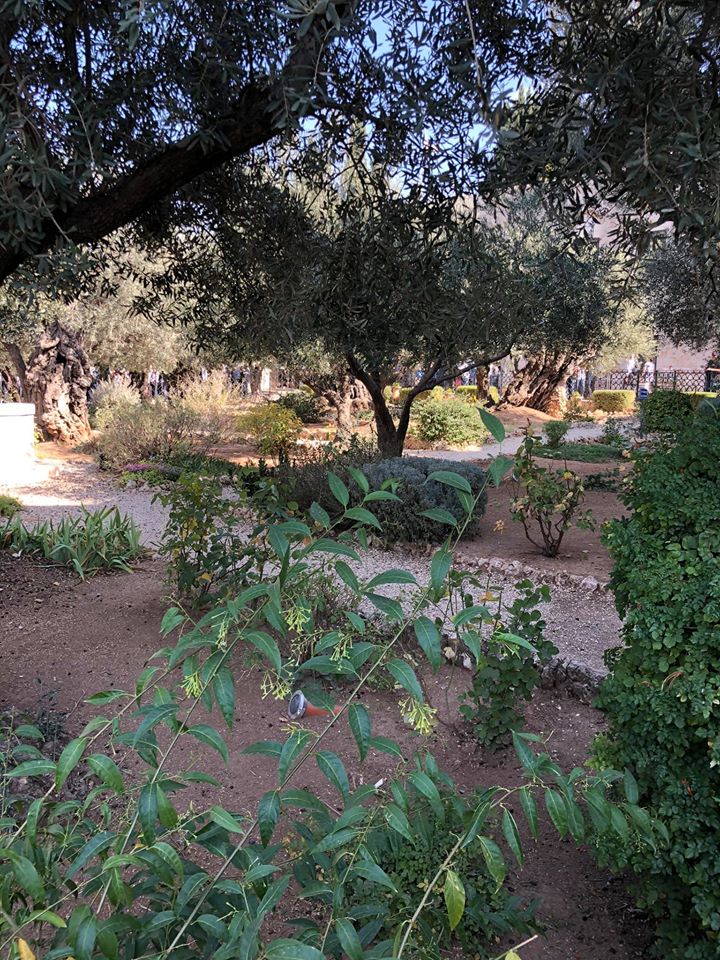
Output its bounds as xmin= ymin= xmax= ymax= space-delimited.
xmin=591 ymin=389 xmax=636 ymax=413
xmin=639 ymin=390 xmax=717 ymax=432
xmin=360 ymin=456 xmax=488 ymax=544
xmin=639 ymin=389 xmax=694 ymax=432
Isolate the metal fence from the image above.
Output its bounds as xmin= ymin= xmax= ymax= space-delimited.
xmin=589 ymin=369 xmax=713 ymax=395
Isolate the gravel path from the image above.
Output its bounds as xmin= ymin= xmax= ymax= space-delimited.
xmin=3 ymin=459 xmax=170 ymax=547
xmin=3 ymin=450 xmax=620 ymax=673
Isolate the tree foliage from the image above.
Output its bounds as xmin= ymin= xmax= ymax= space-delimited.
xmin=492 ymin=1 xmax=720 ymax=316
xmin=0 ymin=0 xmax=545 ymax=290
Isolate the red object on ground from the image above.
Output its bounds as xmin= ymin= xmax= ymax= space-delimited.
xmin=288 ymin=690 xmax=341 ymax=721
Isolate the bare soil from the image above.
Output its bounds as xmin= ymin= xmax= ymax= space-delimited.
xmin=0 ymin=554 xmax=652 ymax=959
xmin=459 ymin=460 xmax=630 ymax=582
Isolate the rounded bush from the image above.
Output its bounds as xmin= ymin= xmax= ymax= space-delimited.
xmin=360 ymin=455 xmax=488 ymax=544
xmin=413 ymin=394 xmax=488 ymax=447
xmin=639 ymin=389 xmax=694 ymax=432
xmin=543 ymin=419 xmax=570 ymax=448
xmin=591 ymin=389 xmax=636 ymax=413
xmin=237 ymin=404 xmax=302 ymax=459
xmin=275 ymin=391 xmax=323 ymax=423
xmin=90 ymin=379 xmax=141 ymax=429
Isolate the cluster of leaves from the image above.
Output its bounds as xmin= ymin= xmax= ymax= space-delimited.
xmin=542 ymin=421 xmax=569 ymax=449
xmin=412 ymin=393 xmax=488 ymax=448
xmin=274 ymin=392 xmax=323 ymax=424
xmin=595 ymin=417 xmax=720 ymax=959
xmin=275 ymin=436 xmax=382 ymax=520
xmin=591 ymin=391 xmax=636 ymax=413
xmin=237 ymin=405 xmax=303 ymax=462
xmin=598 ymin=421 xmax=628 ymax=449
xmin=359 ymin=458 xmax=488 ymax=546
xmin=0 ymin=495 xmax=21 ymax=519
xmin=639 ymin=390 xmax=696 ymax=433
xmin=153 ymin=473 xmax=287 ymax=606
xmin=459 ymin=582 xmax=557 ymax=749
xmin=0 ymin=507 xmax=143 ymax=578
xmin=0 ymin=437 xmax=665 ymax=960
xmin=511 ymin=437 xmax=594 ymax=557
xmin=321 ymin=757 xmax=539 ymax=955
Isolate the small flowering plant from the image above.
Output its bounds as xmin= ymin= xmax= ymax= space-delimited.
xmin=511 ymin=433 xmax=595 ymax=557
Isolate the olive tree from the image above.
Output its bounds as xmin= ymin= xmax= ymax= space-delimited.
xmin=142 ymin=165 xmax=531 ymax=456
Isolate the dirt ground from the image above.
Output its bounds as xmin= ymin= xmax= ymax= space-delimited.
xmin=459 ymin=459 xmax=629 ymax=582
xmin=0 ymin=553 xmax=652 ymax=959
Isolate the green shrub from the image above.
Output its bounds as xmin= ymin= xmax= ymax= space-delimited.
xmin=89 ymin=378 xmax=141 ymax=429
xmin=345 ymin=762 xmax=538 ymax=954
xmin=534 ymin=441 xmax=624 ymax=463
xmin=275 ymin=435 xmax=381 ymax=517
xmin=237 ymin=403 xmax=302 ymax=461
xmin=511 ymin=437 xmax=594 ymax=557
xmin=413 ymin=394 xmax=488 ymax=447
xmin=599 ymin=420 xmax=627 ymax=447
xmin=639 ymin=389 xmax=694 ymax=431
xmin=459 ymin=580 xmax=557 ymax=748
xmin=95 ymin=399 xmax=226 ymax=469
xmin=0 ymin=494 xmax=21 ymax=519
xmin=0 ymin=507 xmax=143 ymax=577
xmin=591 ymin=389 xmax=636 ymax=413
xmin=595 ymin=418 xmax=720 ymax=959
xmin=454 ymin=385 xmax=478 ymax=403
xmin=154 ymin=474 xmax=273 ymax=603
xmin=543 ymin=419 xmax=569 ymax=448
xmin=360 ymin=456 xmax=488 ymax=544
xmin=275 ymin=391 xmax=323 ymax=423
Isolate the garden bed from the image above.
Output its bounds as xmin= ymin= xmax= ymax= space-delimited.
xmin=0 ymin=553 xmax=651 ymax=959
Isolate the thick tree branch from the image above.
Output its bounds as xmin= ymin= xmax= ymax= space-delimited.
xmin=0 ymin=10 xmax=354 ymax=285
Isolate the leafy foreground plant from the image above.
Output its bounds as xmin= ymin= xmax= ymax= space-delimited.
xmin=153 ymin=472 xmax=287 ymax=605
xmin=0 ymin=416 xmax=663 ymax=960
xmin=459 ymin=581 xmax=557 ymax=748
xmin=0 ymin=507 xmax=143 ymax=578
xmin=511 ymin=435 xmax=595 ymax=557
xmin=595 ymin=418 xmax=720 ymax=959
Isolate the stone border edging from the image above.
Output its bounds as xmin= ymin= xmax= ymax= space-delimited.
xmin=392 ymin=543 xmax=609 ymax=593
xmin=540 ymin=655 xmax=606 ymax=703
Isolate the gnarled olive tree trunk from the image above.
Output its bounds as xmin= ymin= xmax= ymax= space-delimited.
xmin=24 ymin=322 xmax=93 ymax=441
xmin=501 ymin=350 xmax=576 ymax=412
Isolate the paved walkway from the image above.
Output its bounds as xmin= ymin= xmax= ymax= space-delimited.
xmin=409 ymin=422 xmax=605 ymax=461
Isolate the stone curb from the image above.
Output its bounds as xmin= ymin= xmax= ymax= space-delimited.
xmin=461 ymin=556 xmax=609 ymax=593
xmin=392 ymin=544 xmax=609 ymax=593
xmin=540 ymin=655 xmax=606 ymax=704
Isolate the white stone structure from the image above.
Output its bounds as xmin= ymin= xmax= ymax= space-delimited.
xmin=0 ymin=403 xmax=37 ymax=484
